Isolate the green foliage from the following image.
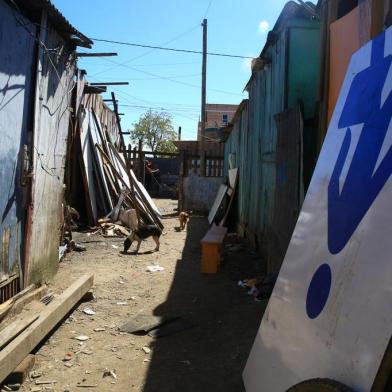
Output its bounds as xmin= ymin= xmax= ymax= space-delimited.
xmin=130 ymin=110 xmax=178 ymax=153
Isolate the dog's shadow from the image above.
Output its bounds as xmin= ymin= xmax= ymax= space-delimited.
xmin=120 ymin=250 xmax=155 ymax=255
xmin=174 ymin=226 xmax=185 ymax=232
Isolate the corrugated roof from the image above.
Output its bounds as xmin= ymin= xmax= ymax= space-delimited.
xmin=15 ymin=0 xmax=93 ymax=47
xmin=228 ymin=99 xmax=248 ymax=126
xmin=244 ymin=1 xmax=318 ymax=91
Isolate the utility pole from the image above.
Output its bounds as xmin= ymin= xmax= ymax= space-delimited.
xmin=178 ymin=126 xmax=182 ymax=141
xmin=200 ymin=18 xmax=207 ymax=177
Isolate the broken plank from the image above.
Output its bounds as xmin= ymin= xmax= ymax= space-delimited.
xmin=0 ymin=274 xmax=94 ymax=383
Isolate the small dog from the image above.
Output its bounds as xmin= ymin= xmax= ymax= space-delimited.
xmin=178 ymin=212 xmax=189 ymax=230
xmin=123 ymin=225 xmax=162 ymax=254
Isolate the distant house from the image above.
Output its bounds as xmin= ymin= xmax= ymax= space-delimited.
xmin=0 ymin=0 xmax=91 ymax=300
xmin=198 ymin=103 xmax=238 ymax=141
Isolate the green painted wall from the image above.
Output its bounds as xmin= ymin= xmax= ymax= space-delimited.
xmin=287 ymin=19 xmax=321 ymax=119
xmin=224 ymin=15 xmax=320 ymax=272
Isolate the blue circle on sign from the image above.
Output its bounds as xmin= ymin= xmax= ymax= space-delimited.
xmin=306 ymin=264 xmax=332 ymax=319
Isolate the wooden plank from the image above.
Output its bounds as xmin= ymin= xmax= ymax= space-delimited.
xmin=7 ymin=285 xmax=47 ymax=320
xmin=108 ymin=144 xmax=163 ymax=228
xmin=0 ymin=313 xmax=39 ymax=350
xmin=89 ymin=111 xmax=113 ymax=212
xmin=0 ymin=274 xmax=93 ymax=383
xmin=0 ymin=299 xmax=13 ymax=322
xmin=0 ymin=284 xmax=35 ymax=321
xmin=84 ymin=85 xmax=106 ymax=94
xmin=4 ymin=354 xmax=35 ymax=384
xmin=80 ymin=114 xmax=98 ymax=222
xmin=208 ymin=184 xmax=228 ymax=225
xmin=111 ymin=92 xmax=126 ymax=153
xmin=228 ymin=168 xmax=238 ymax=189
xmin=220 ymin=168 xmax=239 ymax=226
xmin=102 ymin=164 xmax=120 ymax=201
xmin=97 ymin=146 xmax=148 ymax=224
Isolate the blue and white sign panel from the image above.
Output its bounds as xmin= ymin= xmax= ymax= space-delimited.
xmin=243 ymin=28 xmax=392 ymax=392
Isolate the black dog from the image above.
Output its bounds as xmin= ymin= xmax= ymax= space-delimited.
xmin=123 ymin=225 xmax=162 ymax=254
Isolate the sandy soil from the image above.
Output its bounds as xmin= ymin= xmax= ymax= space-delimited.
xmin=19 ymin=199 xmax=266 ymax=392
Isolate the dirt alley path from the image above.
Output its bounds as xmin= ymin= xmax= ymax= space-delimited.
xmin=21 ymin=199 xmax=266 ymax=392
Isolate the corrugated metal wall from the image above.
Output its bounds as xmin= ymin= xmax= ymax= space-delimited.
xmin=224 ymin=17 xmax=320 ymax=272
xmin=26 ymin=12 xmax=76 ymax=284
xmin=287 ymin=21 xmax=320 ymax=118
xmin=0 ymin=1 xmax=36 ymax=292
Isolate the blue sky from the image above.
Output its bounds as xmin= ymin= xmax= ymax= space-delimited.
xmin=52 ymin=0 xmax=315 ymax=141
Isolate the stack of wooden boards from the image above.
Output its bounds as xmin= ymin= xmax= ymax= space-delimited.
xmin=0 ymin=274 xmax=94 ymax=384
xmin=201 ymin=168 xmax=238 ymax=273
xmin=76 ymin=97 xmax=162 ymax=229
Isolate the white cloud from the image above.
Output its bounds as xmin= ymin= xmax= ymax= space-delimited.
xmin=242 ymin=55 xmax=256 ymax=74
xmin=258 ymin=20 xmax=270 ymax=34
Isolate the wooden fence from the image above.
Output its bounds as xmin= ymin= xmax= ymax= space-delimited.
xmin=184 ymin=154 xmax=224 ymax=177
xmin=126 ymin=148 xmax=224 ymax=182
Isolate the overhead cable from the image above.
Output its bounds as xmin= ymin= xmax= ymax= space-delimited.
xmin=90 ymin=37 xmax=254 ymax=59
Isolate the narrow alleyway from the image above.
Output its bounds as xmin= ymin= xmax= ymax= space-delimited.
xmin=21 ymin=200 xmax=265 ymax=392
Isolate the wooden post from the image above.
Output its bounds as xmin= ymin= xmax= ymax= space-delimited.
xmin=141 ymin=151 xmax=146 ymax=186
xmin=200 ymin=19 xmax=207 ymax=177
xmin=111 ymin=92 xmax=126 ymax=153
xmin=132 ymin=146 xmax=137 ymax=172
xmin=137 ymin=139 xmax=143 ymax=181
xmin=111 ymin=93 xmax=141 ymax=225
xmin=178 ymin=151 xmax=187 ymax=212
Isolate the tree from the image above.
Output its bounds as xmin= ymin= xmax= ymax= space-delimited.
xmin=130 ymin=110 xmax=178 ymax=153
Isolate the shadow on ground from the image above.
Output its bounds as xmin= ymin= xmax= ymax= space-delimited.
xmin=143 ymin=217 xmax=267 ymax=392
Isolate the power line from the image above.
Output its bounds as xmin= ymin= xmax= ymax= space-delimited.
xmin=87 ymin=77 xmax=201 ymax=125
xmin=90 ymin=37 xmax=254 ymax=59
xmin=125 ymin=73 xmax=201 ymax=81
xmin=80 ymin=60 xmax=200 ymax=67
xmin=204 ymin=0 xmax=214 ymax=17
xmin=90 ymin=59 xmax=244 ymax=97
xmin=131 ymin=61 xmax=200 ymax=67
xmin=117 ymin=104 xmax=199 ymax=113
xmin=91 ymin=24 xmax=200 ymax=78
xmin=119 ymin=106 xmax=199 ymax=121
